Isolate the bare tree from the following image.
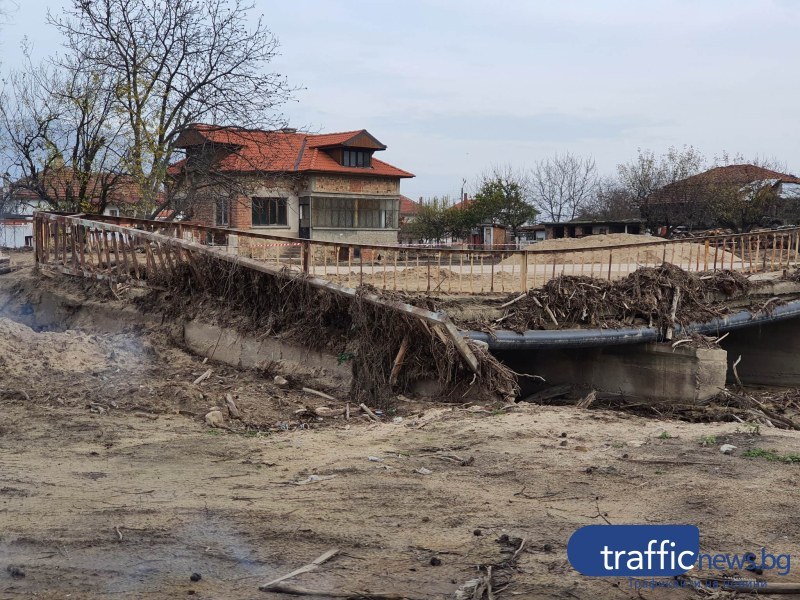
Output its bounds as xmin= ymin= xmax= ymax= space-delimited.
xmin=617 ymin=146 xmax=706 ymax=228
xmin=618 ymin=146 xmax=705 ymax=201
xmin=578 ymin=177 xmax=639 ymax=221
xmin=49 ymin=0 xmax=294 ymax=217
xmin=0 ymin=47 xmax=125 ymax=214
xmin=530 ymin=152 xmax=597 ymax=222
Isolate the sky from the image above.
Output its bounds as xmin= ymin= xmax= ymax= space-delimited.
xmin=2 ymin=0 xmax=799 ymax=200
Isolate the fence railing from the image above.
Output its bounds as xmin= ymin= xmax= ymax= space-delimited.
xmin=35 ymin=212 xmax=800 ymax=295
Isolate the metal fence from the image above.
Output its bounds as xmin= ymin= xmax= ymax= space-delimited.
xmin=34 ymin=212 xmax=800 ymax=295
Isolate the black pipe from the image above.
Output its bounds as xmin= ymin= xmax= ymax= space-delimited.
xmin=466 ymin=298 xmax=800 ymax=350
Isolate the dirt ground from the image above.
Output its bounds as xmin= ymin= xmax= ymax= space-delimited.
xmin=1 ymin=253 xmax=800 ymax=599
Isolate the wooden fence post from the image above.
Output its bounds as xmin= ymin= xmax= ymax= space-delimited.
xmin=302 ymin=240 xmax=310 ymax=274
xmin=519 ymin=250 xmax=528 ymax=292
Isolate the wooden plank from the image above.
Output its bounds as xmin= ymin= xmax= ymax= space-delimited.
xmin=118 ymin=231 xmax=131 ymax=278
xmin=111 ymin=231 xmax=121 ymax=276
xmin=152 ymin=239 xmax=168 ymax=273
xmin=79 ymin=225 xmax=86 ymax=271
xmin=161 ymin=238 xmax=175 ymax=272
xmin=70 ymin=224 xmax=78 ymax=271
xmin=144 ymin=242 xmax=157 ymax=278
xmin=102 ymin=231 xmax=112 ymax=271
xmin=128 ymin=234 xmax=141 ymax=279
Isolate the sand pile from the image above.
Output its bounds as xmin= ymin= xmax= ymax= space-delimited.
xmin=0 ymin=317 xmax=139 ymax=377
xmin=502 ymin=233 xmax=740 ymax=267
xmin=330 ymin=266 xmax=519 ymax=292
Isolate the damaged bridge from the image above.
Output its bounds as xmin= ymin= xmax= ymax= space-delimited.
xmin=32 ymin=212 xmax=800 ymax=405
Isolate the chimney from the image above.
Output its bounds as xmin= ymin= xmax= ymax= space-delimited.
xmin=463 ymin=192 xmax=468 ymax=202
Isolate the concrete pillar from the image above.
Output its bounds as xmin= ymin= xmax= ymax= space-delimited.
xmin=721 ymin=319 xmax=800 ymax=386
xmin=498 ymin=342 xmax=728 ymax=404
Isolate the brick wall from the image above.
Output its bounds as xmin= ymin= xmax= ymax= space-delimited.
xmin=311 ymin=175 xmax=399 ymax=195
xmin=230 ymin=194 xmax=251 ymax=229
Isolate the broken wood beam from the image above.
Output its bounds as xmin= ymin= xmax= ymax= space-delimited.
xmin=389 ymin=335 xmax=410 ymax=387
xmin=258 ymin=548 xmax=339 ymax=591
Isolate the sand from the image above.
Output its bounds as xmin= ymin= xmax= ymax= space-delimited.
xmin=514 ymin=233 xmax=741 ymax=268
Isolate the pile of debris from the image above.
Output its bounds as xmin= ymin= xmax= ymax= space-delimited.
xmin=479 ymin=264 xmax=751 ymax=334
xmin=148 ymin=255 xmax=518 ymax=409
xmin=520 ymin=383 xmax=800 ymax=431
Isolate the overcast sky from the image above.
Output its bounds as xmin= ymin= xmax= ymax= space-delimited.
xmin=2 ymin=0 xmax=799 ymax=199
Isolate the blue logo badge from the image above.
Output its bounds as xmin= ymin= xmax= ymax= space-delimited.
xmin=568 ymin=525 xmax=700 ymax=577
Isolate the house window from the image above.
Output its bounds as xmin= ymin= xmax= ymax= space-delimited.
xmin=342 ymin=150 xmax=371 ymax=168
xmin=215 ymin=197 xmax=229 ymax=226
xmin=107 ymin=208 xmax=119 ymax=217
xmin=312 ymin=197 xmax=398 ymax=229
xmin=252 ymin=197 xmax=287 ymax=226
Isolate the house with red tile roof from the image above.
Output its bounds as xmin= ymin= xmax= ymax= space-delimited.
xmin=645 ymin=164 xmax=800 ymax=231
xmin=171 ymin=124 xmax=414 ymax=245
xmin=399 ymin=195 xmax=421 ymax=221
xmin=1 ymin=170 xmax=153 ymax=248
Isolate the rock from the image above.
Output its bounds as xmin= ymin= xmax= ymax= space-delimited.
xmin=720 ymin=444 xmax=737 ymax=455
xmin=473 ymin=529 xmax=482 ymax=536
xmin=415 ymin=467 xmax=432 ymax=475
xmin=273 ymin=375 xmax=289 ymax=387
xmin=204 ymin=410 xmax=226 ymax=428
xmin=429 ymin=557 xmax=442 ymax=566
xmin=190 ymin=572 xmax=202 ymax=582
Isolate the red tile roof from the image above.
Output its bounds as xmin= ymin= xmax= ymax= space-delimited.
xmin=649 ymin=164 xmax=800 ymax=206
xmin=173 ymin=124 xmax=413 ymax=178
xmin=666 ymin=164 xmax=800 ymax=189
xmin=11 ymin=170 xmax=157 ymax=206
xmin=399 ymin=195 xmax=420 ymax=215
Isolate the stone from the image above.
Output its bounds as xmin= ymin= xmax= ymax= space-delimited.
xmin=204 ymin=410 xmax=226 ymax=428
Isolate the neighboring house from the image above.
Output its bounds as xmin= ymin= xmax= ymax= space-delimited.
xmin=170 ymin=124 xmax=414 ymax=247
xmin=399 ymin=195 xmax=421 ymax=226
xmin=398 ymin=195 xmax=421 ymax=243
xmin=533 ymin=218 xmax=645 ymax=241
xmin=1 ymin=172 xmax=153 ymax=248
xmin=645 ymin=164 xmax=800 ymax=231
xmin=450 ymin=195 xmax=510 ymax=249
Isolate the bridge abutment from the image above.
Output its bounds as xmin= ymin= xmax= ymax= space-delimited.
xmin=721 ymin=320 xmax=800 ymax=387
xmin=499 ymin=343 xmax=728 ymax=404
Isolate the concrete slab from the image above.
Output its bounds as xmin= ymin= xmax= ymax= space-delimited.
xmin=498 ymin=342 xmax=727 ymax=404
xmin=183 ymin=320 xmax=351 ymax=381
